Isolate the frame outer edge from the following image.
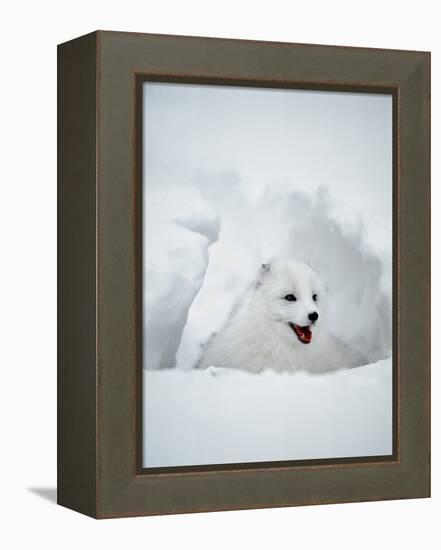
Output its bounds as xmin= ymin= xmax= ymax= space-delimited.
xmin=57 ymin=31 xmax=99 ymax=518
xmin=88 ymin=31 xmax=431 ymax=518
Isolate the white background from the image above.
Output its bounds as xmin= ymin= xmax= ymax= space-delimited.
xmin=0 ymin=1 xmax=438 ymax=548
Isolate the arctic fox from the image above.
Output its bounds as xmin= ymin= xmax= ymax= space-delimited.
xmin=198 ymin=260 xmax=365 ymax=373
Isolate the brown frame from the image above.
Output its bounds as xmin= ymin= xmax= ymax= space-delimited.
xmin=58 ymin=30 xmax=430 ymax=518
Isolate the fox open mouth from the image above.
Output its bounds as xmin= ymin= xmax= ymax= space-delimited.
xmin=289 ymin=323 xmax=312 ymax=344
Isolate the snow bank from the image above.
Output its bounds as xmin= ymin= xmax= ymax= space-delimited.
xmin=143 ymin=184 xmax=219 ymax=370
xmin=144 ymin=358 xmax=392 ymax=467
xmin=176 ymin=184 xmax=392 ymax=370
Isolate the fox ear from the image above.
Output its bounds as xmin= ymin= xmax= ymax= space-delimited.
xmin=256 ymin=263 xmax=271 ymax=288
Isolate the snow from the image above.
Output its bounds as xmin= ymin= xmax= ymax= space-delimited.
xmin=142 ymin=83 xmax=393 ymax=467
xmin=176 ymin=185 xmax=392 ymax=371
xmin=144 ymin=358 xmax=392 ymax=467
xmin=143 ymin=184 xmax=220 ymax=370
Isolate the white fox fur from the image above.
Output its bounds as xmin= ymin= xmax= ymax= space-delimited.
xmin=198 ymin=260 xmax=365 ymax=373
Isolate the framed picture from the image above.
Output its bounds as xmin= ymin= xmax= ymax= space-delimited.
xmin=58 ymin=31 xmax=430 ymax=518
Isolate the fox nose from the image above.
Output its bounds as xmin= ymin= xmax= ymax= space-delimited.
xmin=308 ymin=311 xmax=319 ymax=323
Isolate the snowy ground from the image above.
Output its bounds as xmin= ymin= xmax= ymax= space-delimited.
xmin=144 ymin=358 xmax=392 ymax=467
xmin=142 ymin=83 xmax=393 ymax=467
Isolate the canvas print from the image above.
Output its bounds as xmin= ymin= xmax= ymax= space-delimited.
xmin=142 ymin=82 xmax=393 ymax=468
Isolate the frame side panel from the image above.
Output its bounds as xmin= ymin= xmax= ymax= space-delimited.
xmin=57 ymin=32 xmax=98 ymax=518
xmin=397 ymin=54 xmax=431 ymax=496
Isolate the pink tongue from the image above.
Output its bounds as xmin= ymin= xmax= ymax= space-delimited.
xmin=297 ymin=325 xmax=312 ymax=343
xmin=302 ymin=328 xmax=312 ymax=342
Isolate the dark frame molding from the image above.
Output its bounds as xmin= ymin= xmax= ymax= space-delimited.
xmin=58 ymin=31 xmax=430 ymax=518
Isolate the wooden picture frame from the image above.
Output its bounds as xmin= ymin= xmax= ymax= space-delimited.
xmin=58 ymin=30 xmax=430 ymax=518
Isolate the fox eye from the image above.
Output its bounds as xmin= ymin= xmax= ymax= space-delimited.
xmin=312 ymin=294 xmax=318 ymax=302
xmin=284 ymin=294 xmax=297 ymax=302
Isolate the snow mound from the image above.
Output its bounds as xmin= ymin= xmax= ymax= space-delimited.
xmin=143 ymin=184 xmax=219 ymax=370
xmin=175 ymin=183 xmax=391 ymax=371
xmin=144 ymin=357 xmax=392 ymax=467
